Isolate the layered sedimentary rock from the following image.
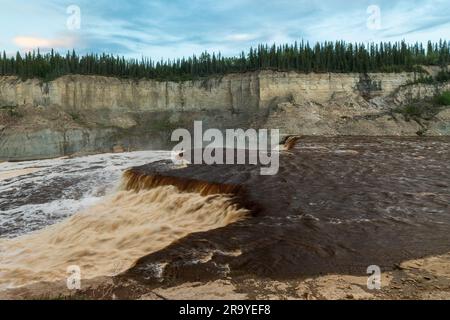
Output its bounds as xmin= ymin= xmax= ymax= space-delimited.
xmin=0 ymin=71 xmax=418 ymax=111
xmin=0 ymin=71 xmax=449 ymax=160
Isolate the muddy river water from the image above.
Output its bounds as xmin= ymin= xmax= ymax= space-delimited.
xmin=0 ymin=137 xmax=449 ymax=289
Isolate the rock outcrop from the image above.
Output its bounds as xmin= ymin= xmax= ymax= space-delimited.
xmin=0 ymin=71 xmax=449 ymax=160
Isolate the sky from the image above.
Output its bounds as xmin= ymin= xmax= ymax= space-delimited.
xmin=0 ymin=0 xmax=449 ymax=59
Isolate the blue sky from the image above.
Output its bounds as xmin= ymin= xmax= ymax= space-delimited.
xmin=0 ymin=0 xmax=449 ymax=59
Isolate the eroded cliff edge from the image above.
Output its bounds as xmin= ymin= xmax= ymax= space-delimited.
xmin=1 ymin=70 xmax=449 ymax=160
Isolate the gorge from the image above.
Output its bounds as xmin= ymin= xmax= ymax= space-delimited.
xmin=1 ymin=69 xmax=449 ymax=161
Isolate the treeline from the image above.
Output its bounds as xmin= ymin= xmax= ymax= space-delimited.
xmin=1 ymin=40 xmax=449 ymax=81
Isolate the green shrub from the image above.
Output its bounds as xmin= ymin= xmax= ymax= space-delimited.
xmin=402 ymin=105 xmax=423 ymax=117
xmin=8 ymin=109 xmax=22 ymax=118
xmin=415 ymin=76 xmax=434 ymax=85
xmin=436 ymin=71 xmax=450 ymax=82
xmin=0 ymin=105 xmax=22 ymax=118
xmin=69 ymin=112 xmax=81 ymax=121
xmin=394 ymin=102 xmax=443 ymax=121
xmin=405 ymin=71 xmax=450 ymax=86
xmin=435 ymin=91 xmax=450 ymax=106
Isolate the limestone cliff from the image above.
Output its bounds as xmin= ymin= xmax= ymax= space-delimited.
xmin=0 ymin=71 xmax=449 ymax=160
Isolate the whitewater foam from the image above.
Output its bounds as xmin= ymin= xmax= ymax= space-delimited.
xmin=0 ymin=151 xmax=171 ymax=238
xmin=0 ymin=185 xmax=248 ymax=290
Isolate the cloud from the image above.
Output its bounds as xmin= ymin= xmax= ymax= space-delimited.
xmin=225 ymin=34 xmax=259 ymax=42
xmin=13 ymin=36 xmax=78 ymax=51
xmin=2 ymin=0 xmax=450 ymax=58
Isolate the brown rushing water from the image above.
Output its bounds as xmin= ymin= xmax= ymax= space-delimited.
xmin=123 ymin=137 xmax=450 ymax=283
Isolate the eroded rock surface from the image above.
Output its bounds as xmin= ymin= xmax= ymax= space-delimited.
xmin=1 ymin=71 xmax=449 ymax=160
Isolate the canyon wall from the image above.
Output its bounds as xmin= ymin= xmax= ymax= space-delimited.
xmin=0 ymin=71 xmax=449 ymax=160
xmin=0 ymin=71 xmax=415 ymax=111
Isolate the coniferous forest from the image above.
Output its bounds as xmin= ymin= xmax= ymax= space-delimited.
xmin=1 ymin=40 xmax=449 ymax=81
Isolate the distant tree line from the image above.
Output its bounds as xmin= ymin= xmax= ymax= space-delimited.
xmin=1 ymin=40 xmax=449 ymax=81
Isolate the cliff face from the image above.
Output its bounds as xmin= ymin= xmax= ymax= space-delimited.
xmin=0 ymin=71 xmax=449 ymax=160
xmin=0 ymin=71 xmax=414 ymax=111
xmin=0 ymin=73 xmax=261 ymax=112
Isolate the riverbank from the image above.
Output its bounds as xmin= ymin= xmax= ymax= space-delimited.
xmin=1 ymin=252 xmax=448 ymax=300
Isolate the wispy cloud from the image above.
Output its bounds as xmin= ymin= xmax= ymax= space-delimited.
xmin=14 ymin=35 xmax=78 ymax=51
xmin=225 ymin=34 xmax=259 ymax=42
xmin=0 ymin=0 xmax=449 ymax=58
